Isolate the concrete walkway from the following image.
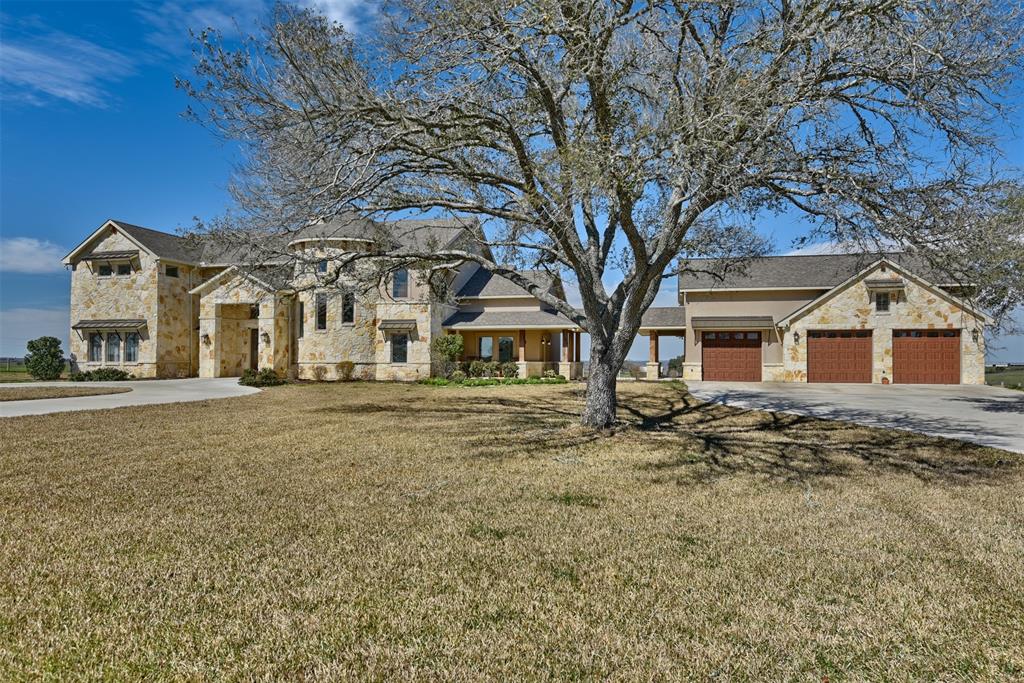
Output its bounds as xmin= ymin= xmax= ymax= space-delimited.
xmin=0 ymin=378 xmax=260 ymax=418
xmin=688 ymin=381 xmax=1024 ymax=454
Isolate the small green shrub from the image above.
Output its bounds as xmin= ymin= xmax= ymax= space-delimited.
xmin=337 ymin=360 xmax=355 ymax=381
xmin=418 ymin=377 xmax=450 ymax=386
xmin=25 ymin=336 xmax=65 ymax=380
xmin=484 ymin=360 xmax=500 ymax=377
xmin=239 ymin=368 xmax=284 ymax=387
xmin=69 ymin=368 xmax=132 ymax=382
xmin=499 ymin=361 xmax=519 ymax=378
xmin=311 ymin=365 xmax=328 ymax=381
xmin=468 ymin=360 xmax=487 ymax=377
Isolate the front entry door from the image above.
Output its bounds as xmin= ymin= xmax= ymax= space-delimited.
xmin=249 ymin=328 xmax=259 ymax=370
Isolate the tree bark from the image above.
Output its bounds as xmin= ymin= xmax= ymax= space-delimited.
xmin=581 ymin=348 xmax=621 ymax=428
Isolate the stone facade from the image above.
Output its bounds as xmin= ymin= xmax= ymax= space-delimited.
xmin=781 ymin=264 xmax=986 ymax=384
xmin=68 ymin=228 xmax=195 ymax=378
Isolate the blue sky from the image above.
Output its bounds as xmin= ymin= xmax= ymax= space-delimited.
xmin=1 ymin=0 xmax=1021 ymax=362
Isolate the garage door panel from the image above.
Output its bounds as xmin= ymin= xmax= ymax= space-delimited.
xmin=893 ymin=330 xmax=960 ymax=384
xmin=807 ymin=330 xmax=872 ymax=383
xmin=702 ymin=332 xmax=761 ymax=381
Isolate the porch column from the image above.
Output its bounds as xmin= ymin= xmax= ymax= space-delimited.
xmin=517 ymin=329 xmax=528 ymax=378
xmin=559 ymin=328 xmax=573 ymax=379
xmin=574 ymin=331 xmax=581 ymax=363
xmin=646 ymin=331 xmax=660 ymax=380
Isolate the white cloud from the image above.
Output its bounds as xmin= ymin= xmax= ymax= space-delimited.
xmin=0 ymin=307 xmax=69 ymax=357
xmin=0 ymin=20 xmax=135 ymax=108
xmin=0 ymin=237 xmax=67 ymax=274
xmin=303 ymin=0 xmax=374 ymax=27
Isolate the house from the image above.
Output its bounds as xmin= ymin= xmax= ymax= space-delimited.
xmin=638 ymin=253 xmax=989 ymax=384
xmin=63 ymin=217 xmax=586 ymax=380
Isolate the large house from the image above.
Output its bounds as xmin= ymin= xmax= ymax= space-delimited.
xmin=64 ymin=218 xmax=989 ymax=385
xmin=63 ymin=217 xmax=590 ymax=381
xmin=639 ymin=253 xmax=989 ymax=384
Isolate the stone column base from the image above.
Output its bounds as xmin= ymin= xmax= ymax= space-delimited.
xmin=645 ymin=361 xmax=660 ymax=380
xmin=559 ymin=361 xmax=575 ymax=379
xmin=516 ymin=360 xmax=529 ymax=378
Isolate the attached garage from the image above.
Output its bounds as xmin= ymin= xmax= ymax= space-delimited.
xmin=807 ymin=330 xmax=873 ymax=383
xmin=893 ymin=329 xmax=961 ymax=384
xmin=702 ymin=331 xmax=761 ymax=381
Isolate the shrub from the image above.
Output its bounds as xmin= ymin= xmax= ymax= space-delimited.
xmin=468 ymin=360 xmax=487 ymax=377
xmin=239 ymin=368 xmax=284 ymax=387
xmin=449 ymin=370 xmax=467 ymax=383
xmin=311 ymin=365 xmax=328 ymax=381
xmin=432 ymin=334 xmax=464 ymax=361
xmin=484 ymin=360 xmax=500 ymax=377
xmin=499 ymin=361 xmax=519 ymax=378
xmin=25 ymin=336 xmax=65 ymax=380
xmin=417 ymin=377 xmax=450 ymax=386
xmin=69 ymin=368 xmax=131 ymax=382
xmin=337 ymin=360 xmax=355 ymax=381
xmin=543 ymin=369 xmax=558 ymax=379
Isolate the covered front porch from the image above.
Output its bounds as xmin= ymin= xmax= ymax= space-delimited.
xmin=637 ymin=307 xmax=688 ymax=380
xmin=442 ymin=309 xmax=583 ymax=379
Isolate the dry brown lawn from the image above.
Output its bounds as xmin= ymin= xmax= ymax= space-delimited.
xmin=0 ymin=386 xmax=131 ymax=402
xmin=1 ymin=381 xmax=1021 ymax=680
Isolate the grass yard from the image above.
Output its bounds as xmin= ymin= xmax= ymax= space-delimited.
xmin=0 ymin=386 xmax=131 ymax=402
xmin=1 ymin=382 xmax=1021 ymax=679
xmin=987 ymin=365 xmax=1024 ymax=389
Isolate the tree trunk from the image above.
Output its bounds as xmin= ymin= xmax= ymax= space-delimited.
xmin=581 ymin=350 xmax=621 ymax=428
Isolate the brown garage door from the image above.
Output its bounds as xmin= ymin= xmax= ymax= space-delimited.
xmin=807 ymin=330 xmax=873 ymax=383
xmin=893 ymin=330 xmax=960 ymax=384
xmin=702 ymin=331 xmax=761 ymax=381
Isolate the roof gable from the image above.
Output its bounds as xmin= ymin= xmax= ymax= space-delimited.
xmin=777 ymin=258 xmax=992 ymax=327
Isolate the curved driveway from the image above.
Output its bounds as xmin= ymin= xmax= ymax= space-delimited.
xmin=0 ymin=378 xmax=260 ymax=418
xmin=688 ymin=381 xmax=1024 ymax=454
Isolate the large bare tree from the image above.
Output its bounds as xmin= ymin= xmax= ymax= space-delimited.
xmin=181 ymin=0 xmax=1022 ymax=427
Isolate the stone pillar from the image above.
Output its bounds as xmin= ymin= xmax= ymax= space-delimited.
xmin=646 ymin=331 xmax=660 ymax=380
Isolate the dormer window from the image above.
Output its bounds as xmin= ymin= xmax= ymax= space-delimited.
xmin=98 ymin=264 xmax=113 ymax=277
xmin=117 ymin=264 xmax=131 ymax=276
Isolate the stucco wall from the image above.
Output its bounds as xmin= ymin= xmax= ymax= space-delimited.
xmin=782 ymin=265 xmax=986 ymax=384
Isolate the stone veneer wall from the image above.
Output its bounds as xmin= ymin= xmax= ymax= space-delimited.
xmin=155 ymin=262 xmax=199 ymax=377
xmin=69 ymin=230 xmax=160 ymax=377
xmin=782 ymin=265 xmax=986 ymax=384
xmin=197 ymin=277 xmax=292 ymax=378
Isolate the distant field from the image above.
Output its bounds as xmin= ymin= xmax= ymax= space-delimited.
xmin=986 ymin=366 xmax=1024 ymax=388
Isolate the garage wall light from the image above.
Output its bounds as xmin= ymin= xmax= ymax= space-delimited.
xmin=793 ymin=331 xmax=800 ymax=344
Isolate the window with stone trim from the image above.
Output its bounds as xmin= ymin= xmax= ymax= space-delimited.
xmin=106 ymin=333 xmax=121 ymax=362
xmin=391 ymin=333 xmax=409 ymax=363
xmin=89 ymin=333 xmax=103 ymax=362
xmin=342 ymin=292 xmax=355 ymax=324
xmin=125 ymin=332 xmax=140 ymax=362
xmin=316 ymin=293 xmax=328 ymax=330
xmin=876 ymin=292 xmax=890 ymax=312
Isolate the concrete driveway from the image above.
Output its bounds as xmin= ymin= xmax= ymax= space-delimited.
xmin=688 ymin=381 xmax=1024 ymax=454
xmin=0 ymin=378 xmax=260 ymax=418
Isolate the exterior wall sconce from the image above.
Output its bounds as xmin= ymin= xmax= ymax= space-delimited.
xmin=793 ymin=330 xmax=800 ymax=344
xmin=201 ymin=334 xmax=211 ymax=346
xmin=972 ymin=329 xmax=979 ymax=343
xmin=261 ymin=331 xmax=271 ymax=343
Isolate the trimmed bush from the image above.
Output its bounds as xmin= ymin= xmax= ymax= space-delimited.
xmin=468 ymin=360 xmax=487 ymax=377
xmin=69 ymin=368 xmax=132 ymax=382
xmin=239 ymin=368 xmax=285 ymax=387
xmin=25 ymin=336 xmax=65 ymax=380
xmin=499 ymin=361 xmax=519 ymax=378
xmin=337 ymin=360 xmax=355 ymax=381
xmin=484 ymin=361 xmax=500 ymax=377
xmin=449 ymin=370 xmax=467 ymax=382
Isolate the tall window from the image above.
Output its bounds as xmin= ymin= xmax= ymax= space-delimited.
xmin=342 ymin=292 xmax=355 ymax=324
xmin=391 ymin=334 xmax=408 ymax=363
xmin=297 ymin=301 xmax=305 ymax=338
xmin=89 ymin=333 xmax=103 ymax=362
xmin=317 ymin=260 xmax=328 ymax=273
xmin=125 ymin=332 xmax=140 ymax=362
xmin=876 ymin=292 xmax=890 ymax=312
xmin=478 ymin=337 xmax=493 ymax=361
xmin=498 ymin=336 xmax=514 ymax=362
xmin=392 ymin=269 xmax=409 ymax=298
xmin=316 ymin=293 xmax=328 ymax=330
xmin=106 ymin=333 xmax=121 ymax=362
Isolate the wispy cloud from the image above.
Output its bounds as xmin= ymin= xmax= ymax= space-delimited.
xmin=0 ymin=237 xmax=67 ymax=274
xmin=0 ymin=18 xmax=135 ymax=107
xmin=302 ymin=0 xmax=375 ymax=27
xmin=0 ymin=307 xmax=69 ymax=357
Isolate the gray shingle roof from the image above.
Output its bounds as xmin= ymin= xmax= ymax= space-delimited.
xmin=457 ymin=269 xmax=558 ymax=298
xmin=443 ymin=309 xmax=576 ymax=329
xmin=113 ymin=221 xmax=204 ymax=263
xmin=639 ymin=307 xmax=687 ymax=329
xmin=678 ymin=253 xmax=945 ymax=291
